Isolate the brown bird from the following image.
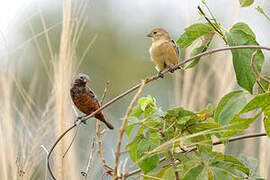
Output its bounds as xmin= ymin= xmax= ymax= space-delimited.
xmin=70 ymin=74 xmax=114 ymax=129
xmin=147 ymin=28 xmax=179 ymax=78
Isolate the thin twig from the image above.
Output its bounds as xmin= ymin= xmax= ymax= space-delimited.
xmin=81 ymin=137 xmax=96 ymax=177
xmin=100 ymin=81 xmax=110 ymax=105
xmin=251 ymin=50 xmax=270 ymax=84
xmin=62 ymin=120 xmax=82 ymax=158
xmin=72 ymin=105 xmax=79 ymax=117
xmin=41 ymin=145 xmax=49 ymax=154
xmin=256 ymin=6 xmax=270 ymax=22
xmin=256 ymin=80 xmax=266 ymax=93
xmin=186 ymin=132 xmax=267 ymax=153
xmin=47 ymin=124 xmax=77 ymax=180
xmin=197 ymin=6 xmax=226 ymax=42
xmin=62 ymin=106 xmax=82 ymax=158
xmin=123 ymin=168 xmax=142 ymax=178
xmin=47 ymin=45 xmax=270 ymax=179
xmin=41 ymin=145 xmax=49 ymax=180
xmin=158 ymin=128 xmax=179 ymax=180
xmin=113 ymin=79 xmax=147 ymax=180
xmin=96 ymin=82 xmax=113 ymax=175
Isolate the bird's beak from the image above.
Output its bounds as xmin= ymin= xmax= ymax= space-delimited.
xmin=147 ymin=33 xmax=152 ymax=37
xmin=84 ymin=78 xmax=90 ymax=83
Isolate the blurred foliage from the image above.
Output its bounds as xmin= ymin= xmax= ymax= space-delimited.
xmin=239 ymin=0 xmax=254 ymax=7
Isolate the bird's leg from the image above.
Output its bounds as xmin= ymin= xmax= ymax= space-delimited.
xmin=75 ymin=115 xmax=87 ymax=124
xmin=158 ymin=71 xmax=164 ymax=78
xmin=168 ymin=66 xmax=175 ymax=73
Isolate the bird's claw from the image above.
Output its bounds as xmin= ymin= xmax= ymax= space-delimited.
xmin=168 ymin=66 xmax=175 ymax=73
xmin=75 ymin=116 xmax=87 ymax=124
xmin=158 ymin=71 xmax=164 ymax=78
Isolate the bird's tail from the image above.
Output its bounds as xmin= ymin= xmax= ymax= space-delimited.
xmin=95 ymin=113 xmax=114 ymax=130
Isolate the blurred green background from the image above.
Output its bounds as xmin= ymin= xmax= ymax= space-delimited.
xmin=0 ymin=0 xmax=270 ymax=179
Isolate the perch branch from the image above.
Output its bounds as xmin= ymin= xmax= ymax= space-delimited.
xmin=47 ymin=45 xmax=270 ymax=179
xmin=113 ymin=79 xmax=147 ymax=180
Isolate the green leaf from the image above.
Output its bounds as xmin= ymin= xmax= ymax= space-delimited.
xmin=229 ymin=23 xmax=256 ymax=38
xmin=240 ymin=92 xmax=270 ymax=113
xmin=130 ymin=105 xmax=143 ymax=118
xmin=222 ymin=114 xmax=256 ymax=138
xmin=240 ymin=154 xmax=263 ymax=179
xmin=144 ymin=166 xmax=175 ymax=180
xmin=225 ymin=23 xmax=264 ymax=94
xmin=164 ymin=107 xmax=197 ymax=125
xmin=183 ymin=165 xmax=204 ymax=180
xmin=240 ymin=154 xmax=258 ymax=172
xmin=212 ymin=154 xmax=250 ymax=175
xmin=126 ymin=119 xmax=136 ymax=138
xmin=138 ymin=95 xmax=156 ymax=111
xmin=263 ymin=106 xmax=270 ymax=137
xmin=126 ymin=135 xmax=144 ymax=162
xmin=239 ymin=0 xmax=254 ymax=7
xmin=177 ymin=23 xmax=214 ymax=50
xmin=187 ymin=134 xmax=213 ymax=153
xmin=214 ymin=90 xmax=246 ymax=125
xmin=184 ymin=33 xmax=214 ymax=69
xmin=137 ymin=139 xmax=160 ymax=174
xmin=178 ymin=152 xmax=251 ymax=180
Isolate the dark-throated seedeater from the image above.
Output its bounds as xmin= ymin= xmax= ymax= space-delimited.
xmin=70 ymin=74 xmax=114 ymax=129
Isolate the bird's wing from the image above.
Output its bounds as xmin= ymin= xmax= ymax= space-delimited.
xmin=171 ymin=40 xmax=179 ymax=58
xmin=86 ymin=86 xmax=98 ymax=101
xmin=89 ymin=89 xmax=96 ymax=99
xmin=159 ymin=41 xmax=179 ymax=65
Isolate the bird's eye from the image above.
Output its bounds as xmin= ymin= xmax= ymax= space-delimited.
xmin=153 ymin=31 xmax=157 ymax=34
xmin=80 ymin=76 xmax=83 ymax=79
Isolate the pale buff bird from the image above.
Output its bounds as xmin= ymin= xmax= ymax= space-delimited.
xmin=147 ymin=28 xmax=179 ymax=78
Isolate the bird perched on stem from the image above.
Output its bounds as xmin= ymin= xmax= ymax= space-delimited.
xmin=147 ymin=28 xmax=179 ymax=78
xmin=70 ymin=74 xmax=114 ymax=130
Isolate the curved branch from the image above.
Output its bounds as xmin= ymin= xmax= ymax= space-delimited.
xmin=251 ymin=50 xmax=270 ymax=85
xmin=47 ymin=123 xmax=77 ymax=180
xmin=82 ymin=45 xmax=270 ymax=124
xmin=113 ymin=79 xmax=146 ymax=179
xmin=47 ymin=45 xmax=270 ymax=179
